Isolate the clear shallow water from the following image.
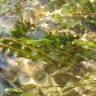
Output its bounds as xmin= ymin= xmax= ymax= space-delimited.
xmin=0 ymin=0 xmax=50 ymax=37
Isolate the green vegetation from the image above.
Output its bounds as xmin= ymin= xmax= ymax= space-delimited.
xmin=0 ymin=0 xmax=96 ymax=96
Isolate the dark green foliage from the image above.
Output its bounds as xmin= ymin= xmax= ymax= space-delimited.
xmin=5 ymin=88 xmax=23 ymax=96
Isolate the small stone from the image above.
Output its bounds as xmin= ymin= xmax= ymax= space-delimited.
xmin=26 ymin=28 xmax=47 ymax=40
